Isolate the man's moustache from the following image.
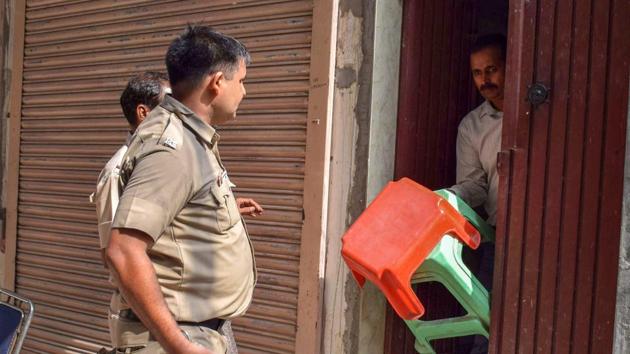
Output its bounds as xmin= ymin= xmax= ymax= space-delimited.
xmin=481 ymin=84 xmax=498 ymax=91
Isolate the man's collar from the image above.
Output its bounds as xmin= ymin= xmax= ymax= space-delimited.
xmin=480 ymin=100 xmax=503 ymax=119
xmin=125 ymin=132 xmax=133 ymax=145
xmin=160 ymin=95 xmax=220 ymax=147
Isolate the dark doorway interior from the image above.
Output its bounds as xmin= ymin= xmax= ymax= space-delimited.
xmin=387 ymin=0 xmax=508 ymax=353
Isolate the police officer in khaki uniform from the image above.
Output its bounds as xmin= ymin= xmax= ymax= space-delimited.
xmin=104 ymin=26 xmax=262 ymax=354
xmin=93 ymin=72 xmax=241 ymax=353
xmin=94 ymin=72 xmax=169 ymax=255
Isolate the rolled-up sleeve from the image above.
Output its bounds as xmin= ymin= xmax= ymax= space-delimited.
xmin=112 ymin=149 xmax=192 ymax=241
xmin=450 ymin=118 xmax=488 ymax=208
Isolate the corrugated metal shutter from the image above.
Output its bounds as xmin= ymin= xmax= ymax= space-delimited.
xmin=15 ymin=1 xmax=315 ymax=352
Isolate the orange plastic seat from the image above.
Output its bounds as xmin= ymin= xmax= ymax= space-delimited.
xmin=341 ymin=178 xmax=480 ymax=320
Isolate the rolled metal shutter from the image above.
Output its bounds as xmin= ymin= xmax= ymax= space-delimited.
xmin=16 ymin=0 xmax=315 ymax=352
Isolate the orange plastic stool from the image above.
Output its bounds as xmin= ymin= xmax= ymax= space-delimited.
xmin=341 ymin=178 xmax=481 ymax=320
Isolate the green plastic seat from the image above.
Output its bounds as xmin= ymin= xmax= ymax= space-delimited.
xmin=403 ymin=189 xmax=494 ymax=354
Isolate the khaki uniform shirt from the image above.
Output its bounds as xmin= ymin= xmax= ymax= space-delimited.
xmin=111 ymin=95 xmax=256 ymax=322
xmin=450 ymin=100 xmax=503 ymax=226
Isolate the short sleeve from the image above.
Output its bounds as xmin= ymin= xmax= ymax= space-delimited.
xmin=112 ymin=149 xmax=192 ymax=240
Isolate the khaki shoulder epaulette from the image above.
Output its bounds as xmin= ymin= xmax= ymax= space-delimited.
xmin=118 ymin=110 xmax=184 ymax=186
xmin=157 ymin=113 xmax=184 ymax=151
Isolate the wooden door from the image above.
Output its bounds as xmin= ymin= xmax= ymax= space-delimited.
xmin=491 ymin=0 xmax=630 ymax=352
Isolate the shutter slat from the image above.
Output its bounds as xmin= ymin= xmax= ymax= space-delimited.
xmin=253 ymin=287 xmax=297 ymax=306
xmin=23 ymin=78 xmax=310 ymax=97
xmin=19 ymin=264 xmax=110 ymax=289
xmin=26 ymin=0 xmax=297 ymax=33
xmin=18 ymin=253 xmax=108 ymax=277
xmin=19 ymin=216 xmax=97 ymax=235
xmin=23 ymin=335 xmax=92 ymax=354
xmin=20 ymin=130 xmax=307 ymax=144
xmin=18 ymin=240 xmax=101 ymax=262
xmin=27 ymin=325 xmax=108 ymax=350
xmin=30 ymin=316 xmax=111 ymax=343
xmin=21 ymin=114 xmax=307 ymax=128
xmin=17 ymin=277 xmax=111 ymax=304
xmin=28 ymin=0 xmax=210 ymax=21
xmin=19 ymin=228 xmax=98 ymax=248
xmin=35 ymin=302 xmax=110 ymax=330
xmin=236 ymin=330 xmax=295 ymax=353
xmin=18 ymin=287 xmax=109 ymax=316
xmin=23 ymin=62 xmax=309 ymax=83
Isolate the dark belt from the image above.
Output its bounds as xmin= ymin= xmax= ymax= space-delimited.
xmin=179 ymin=318 xmax=224 ymax=331
xmin=118 ymin=309 xmax=224 ymax=331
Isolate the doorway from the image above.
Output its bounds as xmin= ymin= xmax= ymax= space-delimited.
xmin=387 ymin=0 xmax=508 ymax=353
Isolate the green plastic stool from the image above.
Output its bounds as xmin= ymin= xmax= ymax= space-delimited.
xmin=434 ymin=189 xmax=495 ymax=243
xmin=403 ymin=189 xmax=494 ymax=354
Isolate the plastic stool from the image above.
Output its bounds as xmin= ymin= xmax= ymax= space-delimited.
xmin=404 ymin=189 xmax=494 ymax=354
xmin=341 ymin=178 xmax=481 ymax=320
xmin=434 ymin=189 xmax=495 ymax=243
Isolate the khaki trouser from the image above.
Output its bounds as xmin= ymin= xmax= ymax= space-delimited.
xmin=108 ymin=309 xmax=228 ymax=354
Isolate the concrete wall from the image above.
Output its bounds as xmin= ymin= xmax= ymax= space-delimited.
xmin=613 ymin=81 xmax=630 ymax=354
xmin=321 ymin=0 xmax=402 ymax=353
xmin=321 ymin=2 xmax=371 ymax=352
xmin=360 ymin=0 xmax=402 ymax=352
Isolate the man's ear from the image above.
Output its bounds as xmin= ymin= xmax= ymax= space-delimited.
xmin=135 ymin=104 xmax=150 ymax=124
xmin=206 ymin=71 xmax=224 ymax=96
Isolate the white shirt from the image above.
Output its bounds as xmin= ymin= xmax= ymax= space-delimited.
xmin=450 ymin=100 xmax=503 ymax=225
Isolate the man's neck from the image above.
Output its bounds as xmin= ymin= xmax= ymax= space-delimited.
xmin=489 ymin=99 xmax=504 ymax=112
xmin=174 ymin=92 xmax=213 ymax=125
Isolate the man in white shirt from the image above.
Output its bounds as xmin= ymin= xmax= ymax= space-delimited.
xmin=450 ymin=33 xmax=506 ymax=227
xmin=449 ymin=33 xmax=506 ymax=354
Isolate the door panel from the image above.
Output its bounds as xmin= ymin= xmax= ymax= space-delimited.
xmin=490 ymin=0 xmax=630 ymax=353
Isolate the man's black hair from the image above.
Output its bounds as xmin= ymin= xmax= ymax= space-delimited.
xmin=471 ymin=33 xmax=507 ymax=62
xmin=120 ymin=71 xmax=169 ymax=127
xmin=165 ymin=25 xmax=251 ymax=91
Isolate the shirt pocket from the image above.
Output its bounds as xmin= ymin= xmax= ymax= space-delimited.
xmin=209 ymin=181 xmax=241 ymax=232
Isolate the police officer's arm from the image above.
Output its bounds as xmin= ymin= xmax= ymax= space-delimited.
xmin=107 ymin=149 xmax=214 ymax=354
xmin=107 ymin=228 xmax=214 ymax=354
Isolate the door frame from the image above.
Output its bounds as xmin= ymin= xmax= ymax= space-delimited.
xmin=3 ymin=0 xmax=26 ymax=291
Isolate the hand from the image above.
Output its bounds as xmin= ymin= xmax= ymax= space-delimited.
xmin=236 ymin=198 xmax=263 ymax=217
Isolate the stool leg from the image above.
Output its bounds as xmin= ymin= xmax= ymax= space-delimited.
xmin=426 ymin=235 xmax=490 ymax=327
xmin=405 ymin=320 xmax=436 ymax=354
xmin=405 ymin=235 xmax=491 ymax=353
xmin=406 ymin=316 xmax=488 ymax=354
